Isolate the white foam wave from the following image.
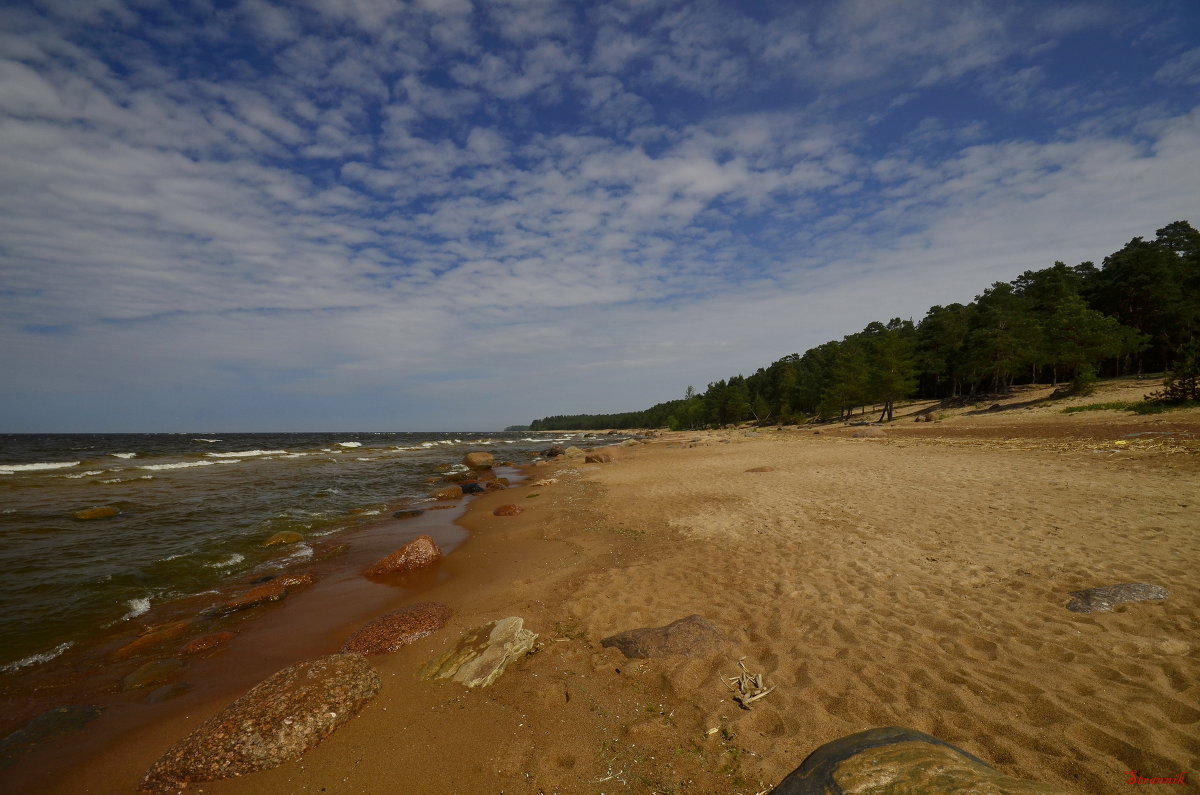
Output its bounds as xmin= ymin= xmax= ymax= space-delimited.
xmin=137 ymin=461 xmax=215 ymax=471
xmin=208 ymin=553 xmax=245 ymax=568
xmin=1 ymin=641 xmax=75 ymax=673
xmin=206 ymin=449 xmax=287 ymax=458
xmin=111 ymin=452 xmax=137 ymax=459
xmin=337 ymin=441 xmax=362 ymax=448
xmin=65 ymin=470 xmax=105 ymax=478
xmin=121 ymin=597 xmax=151 ymax=621
xmin=0 ymin=461 xmax=80 ymax=474
xmin=102 ymin=475 xmax=153 ymax=483
xmin=193 ymin=438 xmax=222 ymax=443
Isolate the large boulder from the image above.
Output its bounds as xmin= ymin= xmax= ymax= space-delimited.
xmin=140 ymin=654 xmax=380 ymax=792
xmin=363 ymin=535 xmax=442 ymax=577
xmin=600 ymin=615 xmax=730 ymax=659
xmin=419 ymin=617 xmax=537 ymax=688
xmin=462 ymin=452 xmax=495 ymax=470
xmin=541 ymin=446 xmax=566 ymax=458
xmin=1066 ymin=583 xmax=1169 ymax=613
xmin=770 ymin=726 xmax=1060 ymax=793
xmin=341 ymin=603 xmax=452 ymax=655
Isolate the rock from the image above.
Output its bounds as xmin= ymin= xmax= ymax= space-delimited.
xmin=584 ymin=449 xmax=618 ymax=464
xmin=73 ymin=505 xmax=120 ymax=520
xmin=0 ymin=705 xmax=103 ymax=767
xmin=114 ymin=620 xmax=193 ymax=660
xmin=484 ymin=478 xmax=509 ymax=492
xmin=310 ymin=542 xmax=349 ymax=561
xmin=463 ymin=452 xmax=495 ymax=470
xmin=493 ymin=504 xmax=523 ymax=516
xmin=563 ymin=446 xmax=585 ymax=458
xmin=182 ymin=632 xmax=236 ymax=656
xmin=341 ymin=603 xmax=452 ymax=655
xmin=461 ymin=482 xmax=486 ymax=494
xmin=542 ymin=446 xmax=566 ymax=458
xmin=392 ymin=509 xmax=425 ymax=519
xmin=851 ymin=427 xmax=886 ymax=438
xmin=275 ymin=573 xmax=314 ymax=589
xmin=140 ymin=654 xmax=380 ymax=791
xmin=262 ymin=531 xmax=302 ymax=547
xmin=214 ymin=581 xmax=288 ymax=615
xmin=123 ymin=659 xmax=186 ymax=692
xmin=1066 ymin=583 xmax=1169 ymax=613
xmin=363 ymin=534 xmax=442 ymax=577
xmin=419 ymin=617 xmax=537 ymax=688
xmin=745 ymin=466 xmax=776 ymax=473
xmin=444 ymin=471 xmax=476 ymax=483
xmin=600 ymin=615 xmax=730 ymax=659
xmin=770 ymin=726 xmax=1060 ymax=794
xmin=432 ymin=485 xmax=463 ymax=501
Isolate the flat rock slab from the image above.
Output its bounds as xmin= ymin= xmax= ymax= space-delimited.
xmin=419 ymin=617 xmax=537 ymax=688
xmin=123 ymin=659 xmax=185 ymax=691
xmin=770 ymin=726 xmax=1062 ymax=794
xmin=1 ymin=705 xmax=103 ymax=767
xmin=341 ymin=603 xmax=452 ymax=655
xmin=140 ymin=654 xmax=380 ymax=792
xmin=1067 ymin=583 xmax=1169 ymax=613
xmin=600 ymin=615 xmax=730 ymax=659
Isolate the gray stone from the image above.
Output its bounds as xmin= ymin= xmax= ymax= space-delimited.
xmin=600 ymin=615 xmax=730 ymax=659
xmin=419 ymin=617 xmax=537 ymax=688
xmin=140 ymin=654 xmax=380 ymax=791
xmin=770 ymin=726 xmax=1062 ymax=794
xmin=1066 ymin=583 xmax=1169 ymax=613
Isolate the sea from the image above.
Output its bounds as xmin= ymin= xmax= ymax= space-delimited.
xmin=0 ymin=431 xmax=606 ymax=675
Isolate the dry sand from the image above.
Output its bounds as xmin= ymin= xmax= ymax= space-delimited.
xmin=30 ymin=381 xmax=1200 ymax=793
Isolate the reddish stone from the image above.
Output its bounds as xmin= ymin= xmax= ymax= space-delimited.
xmin=484 ymin=478 xmax=509 ymax=492
xmin=74 ymin=505 xmax=121 ymax=520
xmin=364 ymin=535 xmax=443 ymax=577
xmin=114 ymin=620 xmax=192 ymax=660
xmin=493 ymin=504 xmax=523 ymax=517
xmin=341 ymin=603 xmax=452 ymax=655
xmin=182 ymin=632 xmax=236 ymax=656
xmin=215 ymin=581 xmax=288 ymax=615
xmin=432 ymin=485 xmax=463 ymax=501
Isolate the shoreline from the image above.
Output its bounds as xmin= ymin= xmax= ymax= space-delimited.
xmin=6 ymin=392 xmax=1200 ymax=793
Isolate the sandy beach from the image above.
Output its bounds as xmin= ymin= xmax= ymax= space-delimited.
xmin=15 ymin=381 xmax=1200 ymax=794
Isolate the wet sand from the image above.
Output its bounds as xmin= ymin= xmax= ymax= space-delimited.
xmin=12 ymin=382 xmax=1200 ymax=794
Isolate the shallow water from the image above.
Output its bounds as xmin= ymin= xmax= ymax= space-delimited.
xmin=0 ymin=431 xmax=605 ymax=671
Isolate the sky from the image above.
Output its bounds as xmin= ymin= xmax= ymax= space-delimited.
xmin=1 ymin=0 xmax=1198 ymax=432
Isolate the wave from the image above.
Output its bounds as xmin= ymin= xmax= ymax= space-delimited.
xmin=337 ymin=441 xmax=362 ymax=448
xmin=64 ymin=470 xmax=106 ymax=479
xmin=193 ymin=438 xmax=222 ymax=443
xmin=111 ymin=452 xmax=137 ymax=459
xmin=1 ymin=641 xmax=74 ymax=673
xmin=101 ymin=475 xmax=153 ymax=483
xmin=206 ymin=450 xmax=288 ymax=459
xmin=0 ymin=461 xmax=80 ymax=474
xmin=121 ymin=597 xmax=151 ymax=621
xmin=207 ymin=553 xmax=244 ymax=569
xmin=137 ymin=461 xmax=215 ymax=471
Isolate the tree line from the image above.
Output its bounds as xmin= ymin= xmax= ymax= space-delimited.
xmin=529 ymin=220 xmax=1199 ymax=431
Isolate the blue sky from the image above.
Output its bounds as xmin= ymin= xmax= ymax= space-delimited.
xmin=1 ymin=0 xmax=1198 ymax=432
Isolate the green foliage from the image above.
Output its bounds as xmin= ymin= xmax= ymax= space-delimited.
xmin=1147 ymin=339 xmax=1200 ymax=403
xmin=1067 ymin=364 xmax=1097 ymax=396
xmin=529 ymin=220 xmax=1196 ymax=430
xmin=1061 ymin=401 xmax=1136 ymax=414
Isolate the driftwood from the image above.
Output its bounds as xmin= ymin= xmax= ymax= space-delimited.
xmin=724 ymin=657 xmax=775 ymax=710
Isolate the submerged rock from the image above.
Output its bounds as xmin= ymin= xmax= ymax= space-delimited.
xmin=493 ymin=504 xmax=523 ymax=516
xmin=392 ymin=509 xmax=425 ymax=519
xmin=363 ymin=535 xmax=442 ymax=577
xmin=341 ymin=603 xmax=452 ymax=655
xmin=311 ymin=542 xmax=349 ymax=561
xmin=140 ymin=654 xmax=380 ymax=791
xmin=123 ymin=659 xmax=185 ymax=692
xmin=262 ymin=531 xmax=303 ymax=547
xmin=461 ymin=482 xmax=486 ymax=494
xmin=113 ymin=620 xmax=193 ymax=660
xmin=432 ymin=485 xmax=463 ymax=501
xmin=1066 ymin=583 xmax=1169 ymax=613
xmin=214 ymin=581 xmax=288 ymax=615
xmin=73 ymin=505 xmax=120 ymax=520
xmin=770 ymin=726 xmax=1061 ymax=793
xmin=600 ymin=615 xmax=730 ymax=659
xmin=419 ymin=617 xmax=537 ymax=688
xmin=182 ymin=632 xmax=236 ymax=656
xmin=0 ymin=705 xmax=103 ymax=767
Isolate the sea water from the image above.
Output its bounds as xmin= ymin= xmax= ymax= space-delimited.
xmin=0 ymin=431 xmax=606 ymax=672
